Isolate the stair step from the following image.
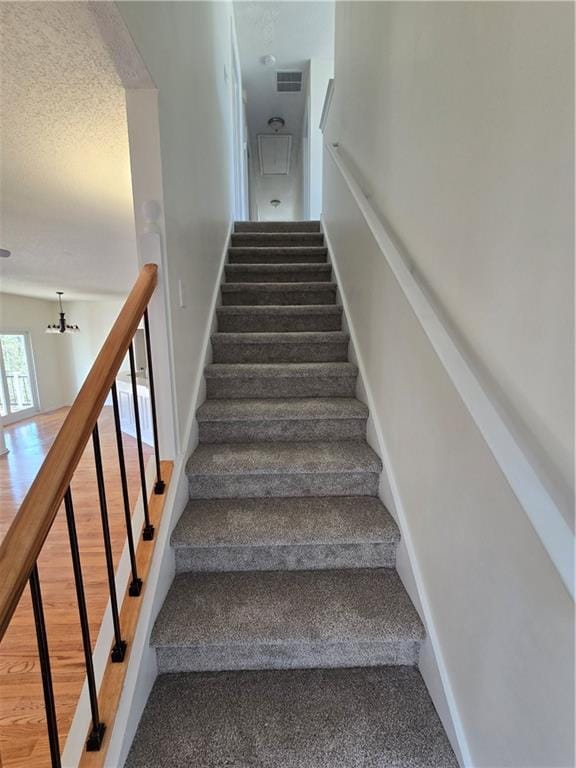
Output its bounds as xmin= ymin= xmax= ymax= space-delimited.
xmin=186 ymin=440 xmax=382 ymax=498
xmin=228 ymin=246 xmax=328 ymax=264
xmin=197 ymin=397 xmax=368 ymax=443
xmin=217 ymin=305 xmax=343 ymax=333
xmin=225 ymin=263 xmax=332 ymax=283
xmin=234 ymin=220 xmax=321 ymax=233
xmin=152 ymin=568 xmax=424 ymax=672
xmin=231 ymin=232 xmax=325 ymax=248
xmin=126 ymin=666 xmax=458 ymax=768
xmin=172 ymin=496 xmax=399 ymax=572
xmin=205 ymin=362 xmax=358 ymax=399
xmin=222 ymin=282 xmax=337 ymax=306
xmin=211 ymin=331 xmax=349 ymax=364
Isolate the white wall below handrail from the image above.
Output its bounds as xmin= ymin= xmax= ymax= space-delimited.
xmin=325 ymin=141 xmax=574 ymax=600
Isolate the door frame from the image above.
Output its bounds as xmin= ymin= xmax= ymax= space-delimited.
xmin=230 ymin=18 xmax=248 ymax=220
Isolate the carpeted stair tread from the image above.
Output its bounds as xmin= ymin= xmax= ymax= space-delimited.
xmin=228 ymin=246 xmax=328 ymax=263
xmin=197 ymin=397 xmax=368 ymax=423
xmin=126 ymin=666 xmax=458 ymax=768
xmin=171 ymin=497 xmax=399 ymax=572
xmin=186 ymin=440 xmax=382 ymax=477
xmin=172 ymin=497 xmax=397 ymax=547
xmin=235 ymin=220 xmax=321 ymax=232
xmin=211 ymin=331 xmax=349 ymax=364
xmin=216 ymin=304 xmax=342 ymax=332
xmin=231 ymin=232 xmax=325 ymax=247
xmin=225 ymin=263 xmax=332 ymax=283
xmin=221 ymin=282 xmax=337 ymax=306
xmin=151 ymin=568 xmax=424 ymax=671
xmin=204 ymin=362 xmax=358 ymax=399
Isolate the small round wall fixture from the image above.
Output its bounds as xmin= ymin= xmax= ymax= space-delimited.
xmin=260 ymin=54 xmax=276 ymax=67
xmin=270 ymin=199 xmax=281 ymax=208
xmin=268 ymin=116 xmax=285 ymax=133
xmin=0 ymin=248 xmax=11 ymax=258
xmin=46 ymin=291 xmax=80 ymax=334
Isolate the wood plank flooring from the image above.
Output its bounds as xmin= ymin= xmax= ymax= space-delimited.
xmin=0 ymin=407 xmax=153 ymax=768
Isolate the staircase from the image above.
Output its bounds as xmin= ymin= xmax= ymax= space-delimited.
xmin=126 ymin=222 xmax=457 ymax=767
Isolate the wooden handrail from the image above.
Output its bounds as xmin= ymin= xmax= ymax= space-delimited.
xmin=0 ymin=263 xmax=158 ymax=639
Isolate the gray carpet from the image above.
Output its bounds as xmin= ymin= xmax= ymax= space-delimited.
xmin=125 ymin=221 xmax=457 ymax=765
xmin=125 ymin=667 xmax=458 ymax=768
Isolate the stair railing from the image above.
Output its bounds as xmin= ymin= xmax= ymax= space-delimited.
xmin=0 ymin=263 xmax=166 ymax=767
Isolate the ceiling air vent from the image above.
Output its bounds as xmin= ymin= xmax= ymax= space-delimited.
xmin=276 ymin=71 xmax=302 ymax=93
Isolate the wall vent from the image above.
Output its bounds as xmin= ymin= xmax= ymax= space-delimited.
xmin=276 ymin=71 xmax=303 ymax=93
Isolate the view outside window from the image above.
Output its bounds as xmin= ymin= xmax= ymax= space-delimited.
xmin=0 ymin=334 xmax=37 ymax=418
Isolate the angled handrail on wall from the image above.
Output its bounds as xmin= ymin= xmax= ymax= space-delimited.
xmin=0 ymin=263 xmax=169 ymax=766
xmin=325 ymin=141 xmax=575 ymax=600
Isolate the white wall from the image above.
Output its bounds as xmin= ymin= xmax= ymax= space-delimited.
xmin=324 ymin=3 xmax=574 ymax=766
xmin=0 ymin=293 xmax=73 ymax=412
xmin=64 ymin=298 xmax=125 ymax=394
xmin=328 ymin=1 xmax=574 ymax=524
xmin=118 ymin=0 xmax=237 ymax=447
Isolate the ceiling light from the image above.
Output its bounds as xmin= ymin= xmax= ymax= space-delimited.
xmin=261 ymin=54 xmax=276 ymax=67
xmin=270 ymin=199 xmax=281 ymax=208
xmin=268 ymin=116 xmax=285 ymax=132
xmin=0 ymin=248 xmax=11 ymax=258
xmin=46 ymin=291 xmax=80 ymax=334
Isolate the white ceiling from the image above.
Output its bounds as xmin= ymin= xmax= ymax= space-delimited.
xmin=234 ymin=1 xmax=335 ymax=157
xmin=0 ymin=2 xmax=149 ymax=300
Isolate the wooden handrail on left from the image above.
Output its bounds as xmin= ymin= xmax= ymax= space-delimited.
xmin=0 ymin=263 xmax=158 ymax=640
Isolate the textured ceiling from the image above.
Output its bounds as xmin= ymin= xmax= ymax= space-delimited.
xmin=234 ymin=1 xmax=334 ymax=146
xmin=0 ymin=2 xmax=149 ymax=300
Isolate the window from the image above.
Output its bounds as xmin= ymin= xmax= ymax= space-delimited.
xmin=0 ymin=333 xmax=39 ymax=423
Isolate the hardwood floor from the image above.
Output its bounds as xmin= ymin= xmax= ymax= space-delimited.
xmin=0 ymin=407 xmax=153 ymax=768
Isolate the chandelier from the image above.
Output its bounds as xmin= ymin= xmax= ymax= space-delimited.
xmin=45 ymin=291 xmax=80 ymax=334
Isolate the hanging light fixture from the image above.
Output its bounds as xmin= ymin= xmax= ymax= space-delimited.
xmin=46 ymin=291 xmax=80 ymax=334
xmin=267 ymin=116 xmax=285 ymax=133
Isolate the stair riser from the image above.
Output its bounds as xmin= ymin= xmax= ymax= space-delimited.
xmin=199 ymin=418 xmax=367 ymax=443
xmin=225 ymin=267 xmax=332 ymax=283
xmin=175 ymin=542 xmax=397 ymax=573
xmin=156 ymin=639 xmax=421 ymax=674
xmin=188 ymin=472 xmax=380 ymax=499
xmin=228 ymin=248 xmax=328 ymax=264
xmin=231 ymin=234 xmax=324 ymax=247
xmin=235 ymin=221 xmax=321 ymax=233
xmin=222 ymin=287 xmax=336 ymax=306
xmin=206 ymin=375 xmax=357 ymax=399
xmin=217 ymin=312 xmax=342 ymax=333
xmin=212 ymin=340 xmax=348 ymax=364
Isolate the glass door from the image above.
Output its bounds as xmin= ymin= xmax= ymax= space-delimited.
xmin=0 ymin=333 xmax=39 ymax=423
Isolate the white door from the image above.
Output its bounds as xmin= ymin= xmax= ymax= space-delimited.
xmin=0 ymin=333 xmax=39 ymax=424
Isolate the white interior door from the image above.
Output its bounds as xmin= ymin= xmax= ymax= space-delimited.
xmin=0 ymin=332 xmax=39 ymax=424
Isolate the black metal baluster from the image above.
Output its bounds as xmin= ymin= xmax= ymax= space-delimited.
xmin=92 ymin=423 xmax=127 ymax=661
xmin=111 ymin=382 xmax=142 ymax=597
xmin=29 ymin=564 xmax=61 ymax=768
xmin=128 ymin=342 xmax=154 ymax=540
xmin=143 ymin=308 xmax=165 ymax=495
xmin=64 ymin=488 xmax=106 ymax=751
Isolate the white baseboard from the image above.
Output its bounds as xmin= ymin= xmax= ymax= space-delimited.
xmin=322 ymin=217 xmax=473 ymax=768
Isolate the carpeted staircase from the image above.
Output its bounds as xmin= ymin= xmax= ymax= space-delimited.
xmin=126 ymin=221 xmax=458 ymax=767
